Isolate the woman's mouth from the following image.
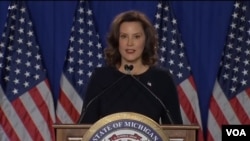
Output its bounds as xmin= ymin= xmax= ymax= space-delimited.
xmin=125 ymin=49 xmax=135 ymax=53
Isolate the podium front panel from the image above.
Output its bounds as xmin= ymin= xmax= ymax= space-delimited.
xmin=53 ymin=124 xmax=199 ymax=141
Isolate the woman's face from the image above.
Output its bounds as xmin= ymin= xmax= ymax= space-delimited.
xmin=118 ymin=21 xmax=146 ymax=65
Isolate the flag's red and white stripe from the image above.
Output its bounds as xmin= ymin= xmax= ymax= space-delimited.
xmin=56 ymin=74 xmax=83 ymax=123
xmin=178 ymin=76 xmax=204 ymax=141
xmin=0 ymin=80 xmax=55 ymax=141
xmin=207 ymin=81 xmax=250 ymax=141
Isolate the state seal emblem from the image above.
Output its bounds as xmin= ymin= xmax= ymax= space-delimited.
xmin=82 ymin=112 xmax=168 ymax=141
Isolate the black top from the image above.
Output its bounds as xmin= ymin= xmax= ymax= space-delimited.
xmin=79 ymin=66 xmax=183 ymax=124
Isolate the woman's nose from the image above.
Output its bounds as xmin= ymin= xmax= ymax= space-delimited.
xmin=127 ymin=38 xmax=134 ymax=46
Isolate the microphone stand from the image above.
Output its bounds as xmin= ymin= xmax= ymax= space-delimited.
xmin=124 ymin=64 xmax=174 ymax=124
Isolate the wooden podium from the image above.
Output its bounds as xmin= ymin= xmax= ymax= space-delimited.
xmin=53 ymin=124 xmax=199 ymax=141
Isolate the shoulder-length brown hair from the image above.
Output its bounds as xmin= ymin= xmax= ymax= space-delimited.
xmin=104 ymin=10 xmax=159 ymax=67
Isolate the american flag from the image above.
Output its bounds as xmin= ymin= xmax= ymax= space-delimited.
xmin=0 ymin=1 xmax=55 ymax=141
xmin=207 ymin=1 xmax=250 ymax=141
xmin=56 ymin=0 xmax=104 ymax=124
xmin=154 ymin=1 xmax=204 ymax=141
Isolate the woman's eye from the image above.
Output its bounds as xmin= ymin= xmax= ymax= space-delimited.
xmin=120 ymin=35 xmax=126 ymax=38
xmin=135 ymin=35 xmax=140 ymax=39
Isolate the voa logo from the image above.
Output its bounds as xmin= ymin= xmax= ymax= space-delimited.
xmin=226 ymin=129 xmax=246 ymax=136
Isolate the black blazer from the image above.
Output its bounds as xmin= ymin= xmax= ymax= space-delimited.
xmin=79 ymin=66 xmax=183 ymax=124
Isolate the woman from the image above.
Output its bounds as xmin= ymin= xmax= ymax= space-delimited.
xmin=78 ymin=10 xmax=183 ymax=124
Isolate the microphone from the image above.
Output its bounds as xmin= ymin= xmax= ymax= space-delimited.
xmin=124 ymin=64 xmax=174 ymax=124
xmin=77 ymin=72 xmax=127 ymax=124
xmin=124 ymin=64 xmax=134 ymax=74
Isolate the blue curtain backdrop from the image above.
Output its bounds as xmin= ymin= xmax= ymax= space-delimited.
xmin=0 ymin=1 xmax=234 ymax=134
